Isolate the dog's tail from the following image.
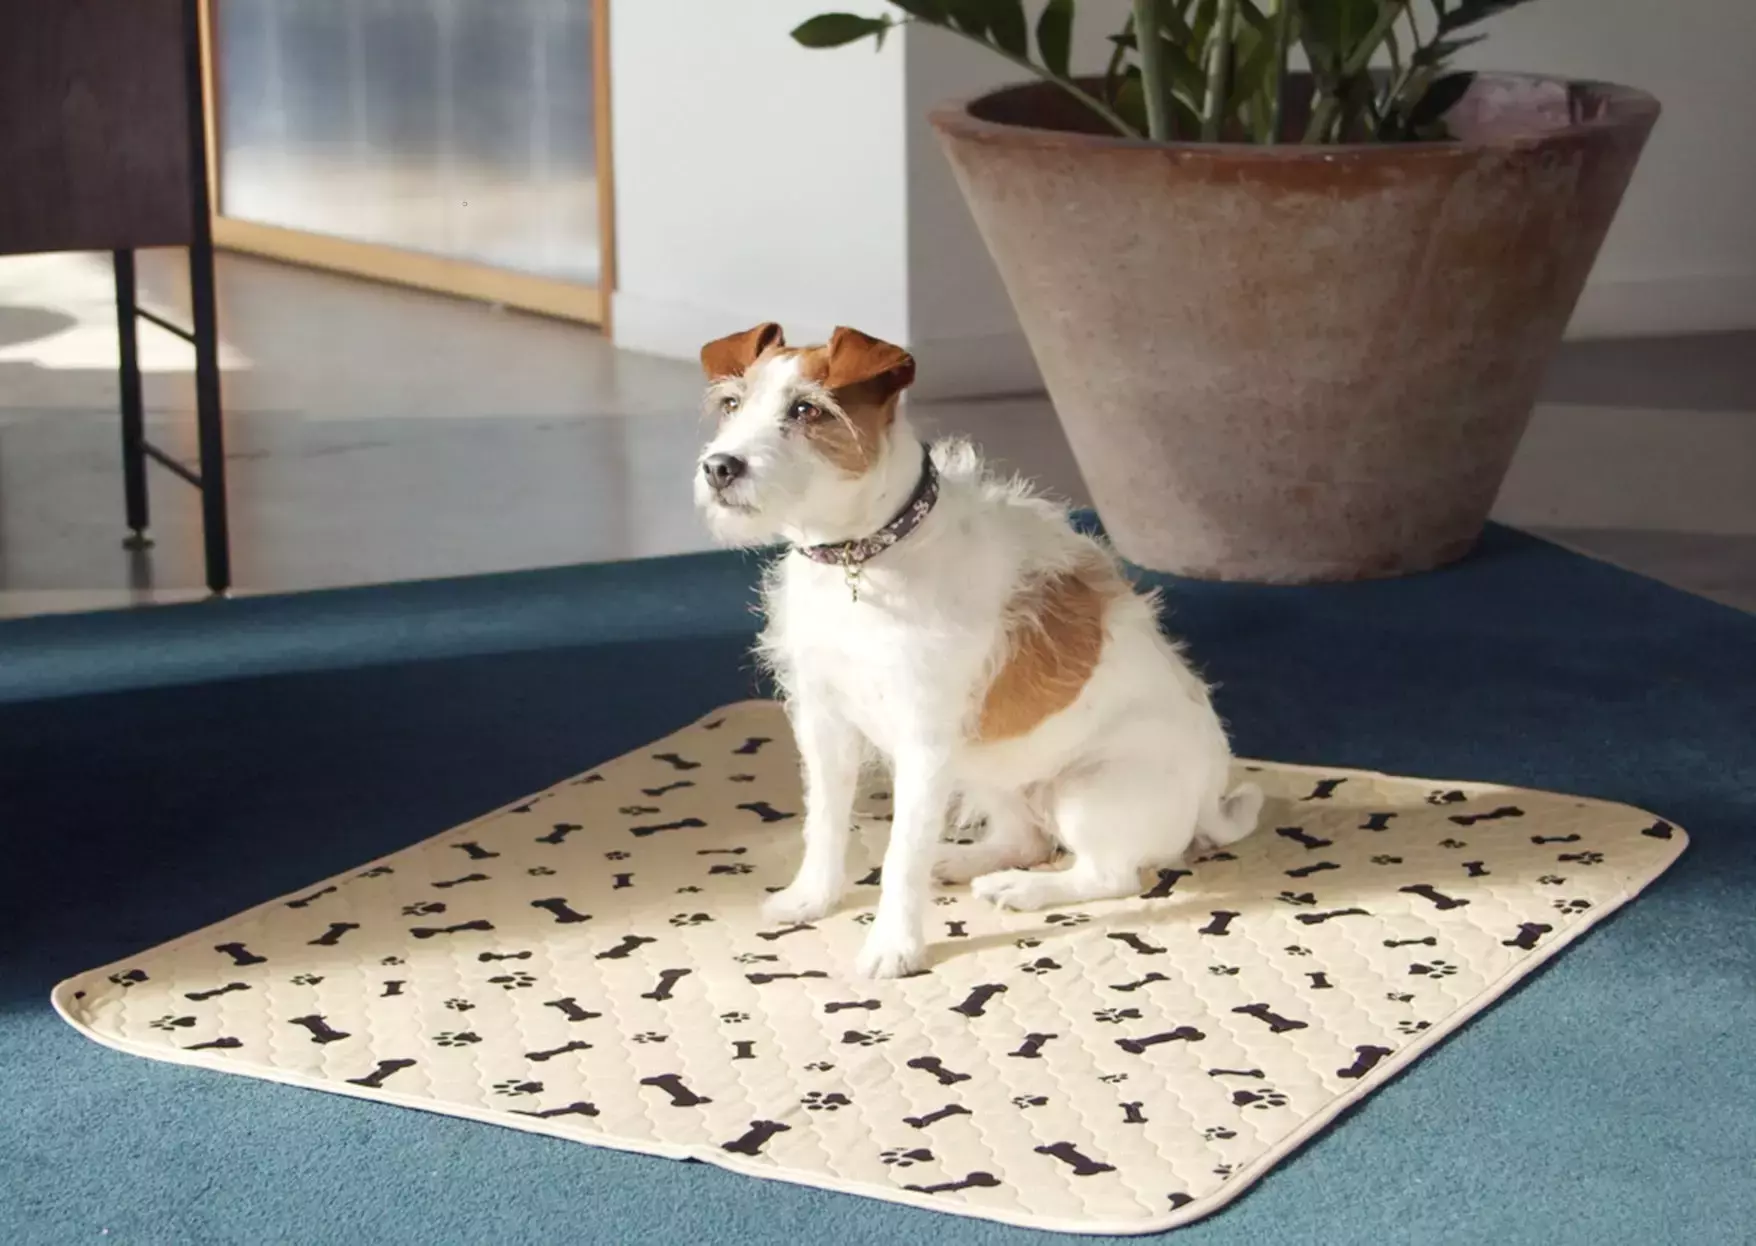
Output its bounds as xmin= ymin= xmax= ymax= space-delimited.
xmin=1197 ymin=782 xmax=1264 ymax=848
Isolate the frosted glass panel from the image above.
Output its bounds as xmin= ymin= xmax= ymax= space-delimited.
xmin=214 ymin=0 xmax=599 ymax=285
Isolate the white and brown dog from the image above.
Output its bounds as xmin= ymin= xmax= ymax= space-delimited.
xmin=695 ymin=322 xmax=1261 ymax=978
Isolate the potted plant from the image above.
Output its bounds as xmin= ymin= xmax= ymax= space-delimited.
xmin=792 ymin=2 xmax=1658 ymax=582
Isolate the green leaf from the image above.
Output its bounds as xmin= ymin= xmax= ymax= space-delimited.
xmin=1405 ymin=68 xmax=1474 ymax=130
xmin=944 ymin=0 xmax=991 ymax=37
xmin=791 ymin=12 xmax=893 ymax=47
xmin=1114 ymin=71 xmax=1149 ymax=134
xmin=1234 ymin=0 xmax=1270 ymax=31
xmin=1300 ymin=0 xmax=1381 ymax=70
xmin=1107 ymin=30 xmax=1208 ymax=99
xmin=1439 ymin=0 xmax=1542 ymax=34
xmin=889 ymin=0 xmax=949 ymax=19
xmin=1158 ymin=0 xmax=1197 ymax=45
xmin=986 ymin=0 xmax=1029 ymax=57
xmin=1036 ymin=0 xmax=1075 ymax=77
xmin=1232 ymin=22 xmax=1278 ymax=100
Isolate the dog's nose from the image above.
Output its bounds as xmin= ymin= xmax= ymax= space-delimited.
xmin=702 ymin=454 xmax=747 ymax=490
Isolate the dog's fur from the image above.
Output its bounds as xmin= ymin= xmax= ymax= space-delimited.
xmin=695 ymin=323 xmax=1262 ymax=978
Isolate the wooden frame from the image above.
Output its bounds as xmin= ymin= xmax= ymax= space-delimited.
xmin=195 ymin=0 xmax=613 ymax=328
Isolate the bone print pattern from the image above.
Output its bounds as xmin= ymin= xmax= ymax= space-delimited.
xmin=57 ymin=701 xmax=1686 ymax=1235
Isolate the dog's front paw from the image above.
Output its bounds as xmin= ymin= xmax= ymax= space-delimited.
xmin=971 ymin=869 xmax=1056 ymax=911
xmin=762 ymin=880 xmax=842 ymax=925
xmin=854 ymin=926 xmax=926 ymax=979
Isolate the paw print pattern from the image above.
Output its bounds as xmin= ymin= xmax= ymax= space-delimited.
xmin=1014 ymin=937 xmax=1043 ymax=949
xmin=852 ymin=912 xmax=876 ymax=926
xmin=1438 ymin=838 xmax=1468 ymax=849
xmin=676 ymin=886 xmax=703 ymax=894
xmin=719 ymin=1011 xmax=751 ymax=1024
xmin=1207 ymin=965 xmax=1240 ymax=976
xmin=1232 ymin=1087 xmax=1289 ymax=1110
xmin=669 ymin=912 xmax=712 ymax=927
xmin=401 ymin=901 xmax=446 ymax=917
xmin=492 ymin=1079 xmax=543 ymax=1097
xmin=1093 ymin=1008 xmax=1142 ymax=1024
xmin=379 ymin=956 xmax=406 ymax=966
xmin=1202 ymin=1126 xmax=1237 ymax=1141
xmin=443 ymin=998 xmax=475 ymax=1012
xmin=490 ymin=972 xmax=537 ymax=990
xmin=1098 ymin=1073 xmax=1129 ymax=1085
xmin=1559 ymin=851 xmax=1605 ymax=865
xmin=1386 ymin=991 xmax=1415 ymax=1004
xmin=619 ymin=806 xmax=660 ymax=816
xmin=1408 ymin=960 xmax=1458 ymax=978
xmin=149 ymin=1015 xmax=196 ymax=1031
xmin=1396 ymin=1019 xmax=1431 ymax=1035
xmin=733 ymin=953 xmax=772 ymax=965
xmin=803 ymin=1061 xmax=836 ymax=1072
xmin=713 ymin=863 xmax=756 ymax=875
xmin=1283 ymin=945 xmax=1312 ymax=957
xmin=1045 ymin=912 xmax=1090 ymax=927
xmin=841 ymin=1030 xmax=891 ymax=1046
xmin=932 ymin=896 xmax=958 ymax=906
xmin=434 ymin=1031 xmax=483 ymax=1047
xmin=880 ymin=1147 xmax=934 ymax=1167
xmin=1278 ymin=891 xmax=1317 ymax=906
xmin=1013 ymin=1095 xmax=1049 ymax=1109
xmin=605 ymin=851 xmax=631 ymax=861
xmin=1019 ymin=957 xmax=1063 ymax=975
xmin=1538 ymin=874 xmax=1566 ymax=886
xmin=1371 ymin=854 xmax=1403 ymax=865
xmin=631 ymin=1032 xmax=668 ymax=1044
xmin=290 ymin=974 xmax=324 ymax=986
xmin=1554 ymin=898 xmax=1593 ymax=914
xmin=527 ymin=866 xmax=556 ymax=877
xmin=1213 ymin=1164 xmax=1236 ymax=1177
xmin=801 ymin=1091 xmax=851 ymax=1111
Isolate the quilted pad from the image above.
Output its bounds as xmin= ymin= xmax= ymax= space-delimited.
xmin=54 ymin=700 xmax=1686 ymax=1234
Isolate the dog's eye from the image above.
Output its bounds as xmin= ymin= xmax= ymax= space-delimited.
xmin=787 ymin=400 xmax=819 ymax=422
xmin=719 ymin=394 xmax=740 ymax=415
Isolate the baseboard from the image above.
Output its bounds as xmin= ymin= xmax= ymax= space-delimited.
xmin=1566 ymin=272 xmax=1756 ymax=340
xmin=907 ymin=330 xmax=1045 ymax=401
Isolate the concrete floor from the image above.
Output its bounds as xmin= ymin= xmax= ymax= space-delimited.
xmin=1 ymin=248 xmax=1752 ymax=618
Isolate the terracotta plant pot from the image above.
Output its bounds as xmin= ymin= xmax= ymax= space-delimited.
xmin=931 ymin=74 xmax=1658 ymax=582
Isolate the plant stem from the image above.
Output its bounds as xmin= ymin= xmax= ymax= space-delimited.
xmin=1105 ymin=12 xmax=1134 ymax=94
xmin=1131 ymin=0 xmax=1174 ymax=140
xmin=1201 ymin=0 xmax=1237 ymax=140
xmin=1268 ymin=0 xmax=1292 ymax=143
xmin=1302 ymin=0 xmax=1409 ymax=142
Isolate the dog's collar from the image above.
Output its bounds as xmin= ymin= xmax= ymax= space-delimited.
xmin=795 ymin=444 xmax=938 ymax=594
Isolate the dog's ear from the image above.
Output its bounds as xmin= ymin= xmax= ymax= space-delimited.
xmin=700 ymin=322 xmax=785 ymax=379
xmin=824 ymin=326 xmax=915 ymax=400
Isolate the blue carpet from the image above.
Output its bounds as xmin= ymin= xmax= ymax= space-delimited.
xmin=3 ymin=527 xmax=1752 ymax=1245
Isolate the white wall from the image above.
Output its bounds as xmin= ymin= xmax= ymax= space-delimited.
xmin=903 ymin=3 xmax=1128 ymax=396
xmin=608 ymin=0 xmax=910 ymax=360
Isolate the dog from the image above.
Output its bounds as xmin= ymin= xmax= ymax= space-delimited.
xmin=694 ymin=322 xmax=1262 ymax=978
